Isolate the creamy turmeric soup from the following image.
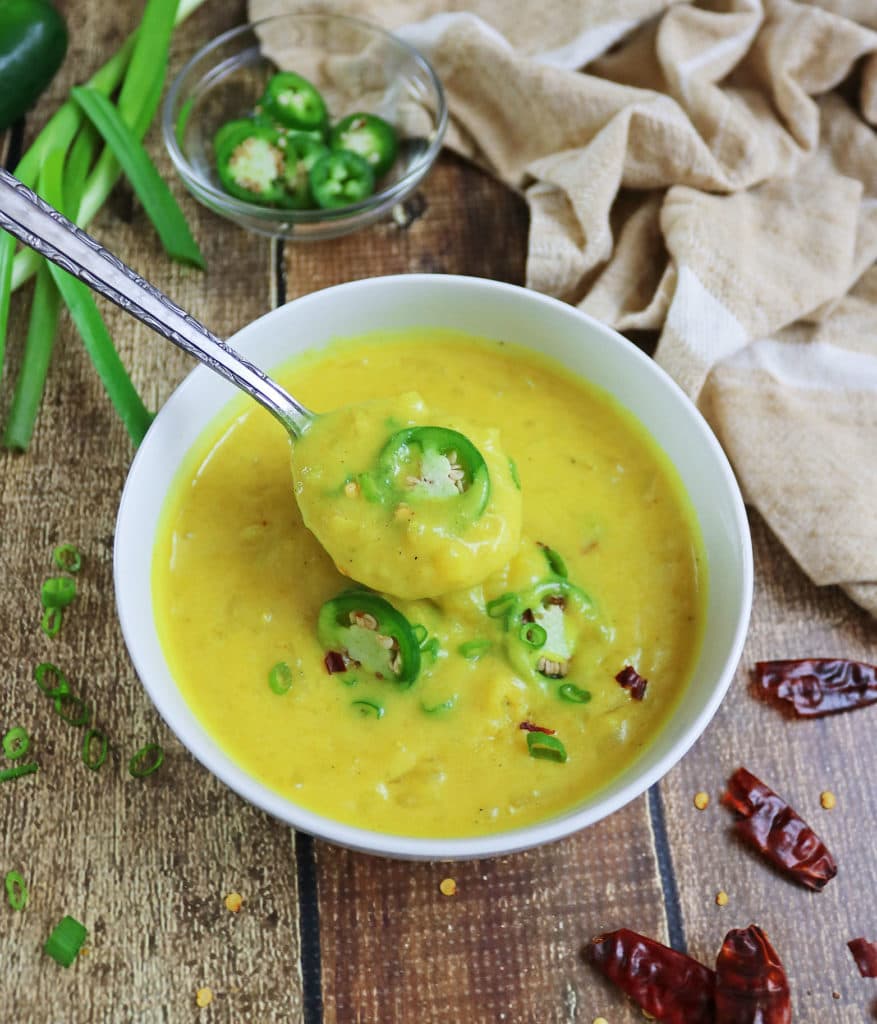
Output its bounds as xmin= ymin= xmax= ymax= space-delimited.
xmin=153 ymin=331 xmax=707 ymax=838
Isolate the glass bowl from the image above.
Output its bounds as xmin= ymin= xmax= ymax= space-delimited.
xmin=162 ymin=14 xmax=447 ymax=240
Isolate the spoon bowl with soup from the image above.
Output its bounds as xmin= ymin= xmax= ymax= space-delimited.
xmin=0 ymin=168 xmax=521 ymax=599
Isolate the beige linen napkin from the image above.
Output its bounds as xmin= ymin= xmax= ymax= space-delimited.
xmin=251 ymin=0 xmax=877 ymax=616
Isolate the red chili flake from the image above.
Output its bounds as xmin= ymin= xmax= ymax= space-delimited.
xmin=848 ymin=937 xmax=877 ymax=978
xmin=715 ymin=925 xmax=791 ymax=1024
xmin=755 ymin=658 xmax=877 ymax=718
xmin=323 ymin=651 xmax=348 ymax=674
xmin=722 ymin=767 xmax=837 ymax=891
xmin=615 ymin=665 xmax=648 ymax=700
xmin=518 ymin=721 xmax=556 ymax=735
xmin=585 ymin=929 xmax=715 ymax=1024
xmin=521 ymin=608 xmax=535 ymax=623
xmin=546 ymin=596 xmax=566 ymax=608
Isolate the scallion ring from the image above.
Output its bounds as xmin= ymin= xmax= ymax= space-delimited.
xmin=519 ymin=622 xmax=547 ymax=649
xmin=40 ymin=606 xmax=63 ymax=638
xmin=34 ymin=662 xmax=69 ymax=698
xmin=558 ymin=683 xmax=591 ymax=704
xmin=128 ymin=743 xmax=164 ymax=778
xmin=44 ymin=915 xmax=87 ymax=967
xmin=486 ymin=594 xmax=516 ymax=619
xmin=53 ymin=543 xmax=82 ymax=573
xmin=422 ymin=696 xmax=457 ymax=713
xmin=352 ymin=699 xmax=384 ymax=719
xmin=0 ymin=763 xmax=39 ymax=783
xmin=41 ymin=576 xmax=77 ymax=609
xmin=5 ymin=870 xmax=27 ymax=911
xmin=2 ymin=726 xmax=31 ymax=761
xmin=53 ymin=693 xmax=92 ymax=728
xmin=421 ymin=637 xmax=441 ymax=660
xmin=81 ymin=728 xmax=108 ymax=771
xmin=540 ymin=544 xmax=568 ymax=579
xmin=268 ymin=661 xmax=293 ymax=695
xmin=526 ymin=732 xmax=568 ymax=763
xmin=458 ymin=639 xmax=491 ymax=660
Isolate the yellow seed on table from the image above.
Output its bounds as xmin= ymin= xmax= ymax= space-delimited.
xmin=642 ymin=1012 xmax=656 ymax=1021
xmin=592 ymin=1018 xmax=609 ymax=1024
xmin=715 ymin=890 xmax=729 ymax=907
xmin=439 ymin=878 xmax=457 ymax=897
xmin=224 ymin=892 xmax=243 ymax=913
xmin=820 ymin=790 xmax=836 ymax=810
xmin=195 ymin=987 xmax=213 ymax=1008
xmin=693 ymin=791 xmax=710 ymax=810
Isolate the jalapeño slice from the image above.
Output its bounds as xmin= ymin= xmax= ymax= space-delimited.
xmin=330 ymin=112 xmax=397 ymax=176
xmin=214 ymin=122 xmax=286 ymax=205
xmin=309 ymin=150 xmax=375 ymax=209
xmin=259 ymin=71 xmax=328 ymax=132
xmin=505 ymin=579 xmax=594 ymax=685
xmin=280 ymin=133 xmax=329 ymax=209
xmin=376 ymin=426 xmax=491 ymax=518
xmin=317 ymin=591 xmax=421 ymax=686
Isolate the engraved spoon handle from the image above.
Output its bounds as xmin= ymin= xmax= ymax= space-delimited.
xmin=0 ymin=167 xmax=312 ymax=437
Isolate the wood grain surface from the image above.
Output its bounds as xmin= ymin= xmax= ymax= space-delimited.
xmin=2 ymin=3 xmax=876 ymax=1023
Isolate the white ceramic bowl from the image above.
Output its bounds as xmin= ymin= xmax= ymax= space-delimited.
xmin=115 ymin=275 xmax=752 ymax=860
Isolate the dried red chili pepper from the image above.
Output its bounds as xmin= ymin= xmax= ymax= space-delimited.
xmin=323 ymin=651 xmax=348 ymax=674
xmin=518 ymin=721 xmax=555 ymax=735
xmin=715 ymin=925 xmax=791 ymax=1024
xmin=722 ymin=767 xmax=837 ymax=891
xmin=615 ymin=665 xmax=648 ymax=700
xmin=755 ymin=658 xmax=877 ymax=717
xmin=848 ymin=937 xmax=877 ymax=978
xmin=586 ymin=929 xmax=715 ymax=1024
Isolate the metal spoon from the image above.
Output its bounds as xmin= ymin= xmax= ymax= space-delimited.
xmin=0 ymin=167 xmax=313 ymax=438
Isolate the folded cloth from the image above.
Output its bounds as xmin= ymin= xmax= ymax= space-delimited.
xmin=251 ymin=0 xmax=877 ymax=616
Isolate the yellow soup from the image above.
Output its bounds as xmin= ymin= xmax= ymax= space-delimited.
xmin=153 ymin=331 xmax=707 ymax=838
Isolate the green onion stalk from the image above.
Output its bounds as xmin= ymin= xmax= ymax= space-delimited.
xmin=0 ymin=0 xmax=209 ymax=447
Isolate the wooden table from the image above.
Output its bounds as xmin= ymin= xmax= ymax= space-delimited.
xmin=2 ymin=4 xmax=876 ymax=1022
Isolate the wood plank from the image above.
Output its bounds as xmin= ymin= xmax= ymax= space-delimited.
xmin=283 ymin=158 xmax=673 ymax=1024
xmin=0 ymin=4 xmax=305 ymax=1022
xmin=659 ymin=510 xmax=877 ymax=1021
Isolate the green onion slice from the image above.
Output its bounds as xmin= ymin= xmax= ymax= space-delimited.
xmin=411 ymin=624 xmax=428 ymax=646
xmin=422 ymin=696 xmax=458 ymax=714
xmin=508 ymin=456 xmax=521 ymax=490
xmin=40 ymin=606 xmax=63 ymax=638
xmin=352 ymin=699 xmax=384 ymax=719
xmin=559 ymin=683 xmax=592 ymax=704
xmin=0 ymin=763 xmax=39 ymax=783
xmin=540 ymin=544 xmax=568 ymax=579
xmin=5 ymin=870 xmax=28 ymax=911
xmin=128 ymin=743 xmax=164 ymax=778
xmin=268 ymin=661 xmax=293 ymax=695
xmin=421 ymin=637 xmax=441 ymax=660
xmin=486 ymin=593 xmax=516 ymax=619
xmin=2 ymin=726 xmax=31 ymax=761
xmin=53 ymin=543 xmax=82 ymax=573
xmin=44 ymin=915 xmax=87 ymax=967
xmin=519 ymin=622 xmax=547 ymax=649
xmin=34 ymin=662 xmax=69 ymax=698
xmin=81 ymin=728 xmax=108 ymax=771
xmin=458 ymin=639 xmax=491 ymax=660
xmin=53 ymin=693 xmax=92 ymax=728
xmin=526 ymin=732 xmax=568 ymax=763
xmin=41 ymin=576 xmax=77 ymax=609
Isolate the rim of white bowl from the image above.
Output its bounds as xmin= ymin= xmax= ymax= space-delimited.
xmin=115 ymin=274 xmax=753 ymax=861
